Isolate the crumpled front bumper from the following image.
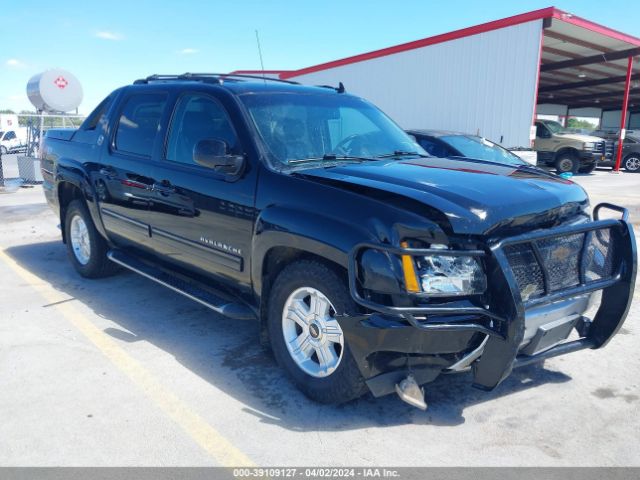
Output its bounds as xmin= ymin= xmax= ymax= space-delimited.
xmin=344 ymin=203 xmax=637 ymax=397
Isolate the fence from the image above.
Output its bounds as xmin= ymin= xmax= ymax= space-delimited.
xmin=0 ymin=113 xmax=84 ymax=192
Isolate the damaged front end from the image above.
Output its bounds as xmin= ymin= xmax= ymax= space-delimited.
xmin=342 ymin=203 xmax=637 ymax=402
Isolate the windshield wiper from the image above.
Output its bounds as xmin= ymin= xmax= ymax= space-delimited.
xmin=376 ymin=150 xmax=430 ymax=158
xmin=448 ymin=155 xmax=530 ymax=168
xmin=287 ymin=154 xmax=371 ymax=165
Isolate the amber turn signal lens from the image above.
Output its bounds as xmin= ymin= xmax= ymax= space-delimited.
xmin=400 ymin=241 xmax=421 ymax=293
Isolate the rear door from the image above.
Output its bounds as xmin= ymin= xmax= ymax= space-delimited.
xmin=97 ymin=91 xmax=168 ymax=248
xmin=146 ymin=90 xmax=258 ymax=291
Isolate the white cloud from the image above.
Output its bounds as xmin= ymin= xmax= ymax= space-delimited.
xmin=179 ymin=48 xmax=199 ymax=55
xmin=6 ymin=58 xmax=26 ymax=68
xmin=95 ymin=31 xmax=123 ymax=41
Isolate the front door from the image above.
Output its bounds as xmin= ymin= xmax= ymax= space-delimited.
xmin=533 ymin=122 xmax=554 ymax=152
xmin=146 ymin=92 xmax=258 ymax=292
xmin=97 ymin=91 xmax=168 ymax=248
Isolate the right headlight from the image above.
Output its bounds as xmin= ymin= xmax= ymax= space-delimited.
xmin=401 ymin=243 xmax=487 ymax=296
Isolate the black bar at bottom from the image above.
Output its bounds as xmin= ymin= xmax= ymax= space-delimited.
xmin=514 ymin=338 xmax=596 ymax=368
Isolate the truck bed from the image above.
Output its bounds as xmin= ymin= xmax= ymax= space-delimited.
xmin=45 ymin=128 xmax=77 ymax=142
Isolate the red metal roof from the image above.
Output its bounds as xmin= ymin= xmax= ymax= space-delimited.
xmin=280 ymin=7 xmax=640 ymax=80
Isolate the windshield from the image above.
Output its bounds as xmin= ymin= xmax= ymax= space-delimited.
xmin=543 ymin=120 xmax=570 ymax=134
xmin=239 ymin=92 xmax=426 ymax=168
xmin=441 ymin=135 xmax=526 ymax=166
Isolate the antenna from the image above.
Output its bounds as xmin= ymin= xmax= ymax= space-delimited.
xmin=255 ymin=30 xmax=267 ymax=85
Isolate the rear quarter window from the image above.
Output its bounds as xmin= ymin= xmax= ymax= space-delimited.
xmin=74 ymin=95 xmax=115 ymax=144
xmin=114 ymin=93 xmax=167 ymax=157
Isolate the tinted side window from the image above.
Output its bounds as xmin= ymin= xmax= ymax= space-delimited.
xmin=166 ymin=94 xmax=239 ymax=165
xmin=535 ymin=123 xmax=546 ymax=137
xmin=81 ymin=95 xmax=113 ymax=131
xmin=114 ymin=93 xmax=167 ymax=157
xmin=5 ymin=131 xmax=16 ymax=141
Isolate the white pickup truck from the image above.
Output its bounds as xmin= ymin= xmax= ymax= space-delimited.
xmin=0 ymin=127 xmax=28 ymax=154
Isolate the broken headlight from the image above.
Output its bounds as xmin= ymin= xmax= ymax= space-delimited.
xmin=402 ymin=243 xmax=487 ymax=296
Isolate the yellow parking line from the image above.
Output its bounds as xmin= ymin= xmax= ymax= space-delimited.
xmin=0 ymin=248 xmax=255 ymax=467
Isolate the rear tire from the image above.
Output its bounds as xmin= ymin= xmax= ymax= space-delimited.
xmin=555 ymin=153 xmax=579 ymax=174
xmin=267 ymin=260 xmax=367 ymax=404
xmin=624 ymin=155 xmax=640 ymax=172
xmin=64 ymin=199 xmax=117 ymax=278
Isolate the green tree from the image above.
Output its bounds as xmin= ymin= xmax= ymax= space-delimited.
xmin=567 ymin=118 xmax=597 ymax=129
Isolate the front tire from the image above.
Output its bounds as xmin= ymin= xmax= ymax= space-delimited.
xmin=267 ymin=260 xmax=367 ymax=404
xmin=555 ymin=153 xmax=579 ymax=174
xmin=64 ymin=200 xmax=117 ymax=278
xmin=624 ymin=155 xmax=640 ymax=172
xmin=0 ymin=145 xmax=7 ymax=155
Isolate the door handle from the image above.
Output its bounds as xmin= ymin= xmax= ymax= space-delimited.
xmin=152 ymin=182 xmax=176 ymax=195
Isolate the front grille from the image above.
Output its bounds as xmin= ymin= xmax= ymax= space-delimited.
xmin=504 ymin=228 xmax=615 ymax=302
xmin=593 ymin=141 xmax=605 ymax=154
xmin=503 ymin=244 xmax=545 ymax=300
xmin=537 ymin=234 xmax=583 ymax=290
xmin=603 ymin=140 xmax=615 ymax=158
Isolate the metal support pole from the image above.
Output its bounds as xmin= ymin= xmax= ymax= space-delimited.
xmin=38 ymin=111 xmax=44 ymax=158
xmin=613 ymin=56 xmax=634 ymax=172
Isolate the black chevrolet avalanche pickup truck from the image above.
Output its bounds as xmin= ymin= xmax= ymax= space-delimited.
xmin=41 ymin=74 xmax=636 ymax=409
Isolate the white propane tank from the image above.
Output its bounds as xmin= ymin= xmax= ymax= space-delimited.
xmin=26 ymin=69 xmax=83 ymax=112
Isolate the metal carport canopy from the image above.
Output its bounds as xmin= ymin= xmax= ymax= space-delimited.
xmin=538 ymin=12 xmax=640 ymax=112
xmin=537 ymin=10 xmax=640 ymax=169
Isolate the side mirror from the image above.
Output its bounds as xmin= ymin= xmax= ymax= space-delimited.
xmin=540 ymin=129 xmax=551 ymax=139
xmin=193 ymin=139 xmax=244 ymax=175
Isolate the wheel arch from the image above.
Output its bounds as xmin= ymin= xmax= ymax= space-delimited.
xmin=555 ymin=147 xmax=580 ymax=159
xmin=252 ymin=205 xmax=372 ymax=346
xmin=56 ymin=166 xmax=106 ymax=243
xmin=254 ymin=237 xmax=350 ymax=347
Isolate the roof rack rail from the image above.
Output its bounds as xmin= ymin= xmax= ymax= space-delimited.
xmin=133 ymin=73 xmax=300 ymax=85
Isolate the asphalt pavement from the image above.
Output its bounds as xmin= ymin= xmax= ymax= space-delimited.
xmin=1 ymin=160 xmax=638 ymax=467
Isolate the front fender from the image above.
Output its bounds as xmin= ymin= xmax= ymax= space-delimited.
xmin=251 ymin=205 xmax=377 ymax=296
xmin=251 ymin=202 xmax=448 ymax=299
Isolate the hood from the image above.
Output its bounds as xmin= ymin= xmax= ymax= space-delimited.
xmin=297 ymin=157 xmax=588 ymax=236
xmin=555 ymin=132 xmax=603 ymax=143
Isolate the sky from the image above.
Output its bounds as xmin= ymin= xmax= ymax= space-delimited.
xmin=1 ymin=0 xmax=639 ymax=114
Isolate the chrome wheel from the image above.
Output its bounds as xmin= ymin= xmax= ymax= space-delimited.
xmin=625 ymin=156 xmax=640 ymax=172
xmin=69 ymin=214 xmax=91 ymax=265
xmin=281 ymin=287 xmax=344 ymax=378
